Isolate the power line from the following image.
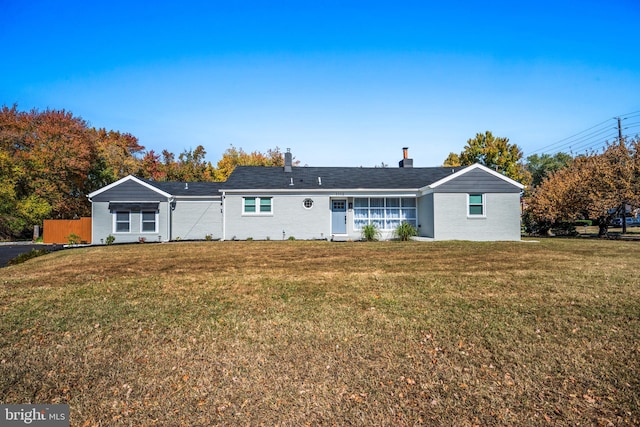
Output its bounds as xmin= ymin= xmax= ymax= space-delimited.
xmin=527 ymin=118 xmax=613 ymax=155
xmin=526 ymin=110 xmax=640 ymax=157
xmin=528 ymin=125 xmax=617 ymax=156
xmin=566 ymin=130 xmax=619 ymax=155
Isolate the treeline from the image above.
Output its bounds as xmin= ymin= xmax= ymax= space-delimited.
xmin=0 ymin=105 xmax=287 ymax=239
xmin=525 ymin=139 xmax=640 ymax=236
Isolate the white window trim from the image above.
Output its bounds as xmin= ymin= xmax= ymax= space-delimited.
xmin=242 ymin=196 xmax=273 ymax=215
xmin=467 ymin=193 xmax=486 ymax=218
xmin=140 ymin=210 xmax=159 ymax=233
xmin=113 ymin=211 xmax=131 ymax=234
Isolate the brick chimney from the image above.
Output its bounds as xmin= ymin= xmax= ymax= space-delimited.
xmin=399 ymin=147 xmax=413 ymax=168
xmin=284 ymin=148 xmax=292 ymax=173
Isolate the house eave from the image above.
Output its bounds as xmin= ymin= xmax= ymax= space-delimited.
xmin=220 ymin=188 xmax=420 ymax=195
xmin=172 ymin=195 xmax=223 ymax=199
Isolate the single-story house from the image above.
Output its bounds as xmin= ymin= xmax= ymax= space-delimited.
xmin=87 ymin=149 xmax=524 ymax=243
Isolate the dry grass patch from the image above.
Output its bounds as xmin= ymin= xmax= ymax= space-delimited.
xmin=1 ymin=240 xmax=639 ymax=426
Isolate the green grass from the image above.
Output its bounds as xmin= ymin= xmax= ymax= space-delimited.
xmin=1 ymin=240 xmax=639 ymax=425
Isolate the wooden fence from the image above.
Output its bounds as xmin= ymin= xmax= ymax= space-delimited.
xmin=43 ymin=218 xmax=92 ymax=244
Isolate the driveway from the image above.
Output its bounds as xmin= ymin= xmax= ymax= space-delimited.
xmin=0 ymin=243 xmax=60 ymax=267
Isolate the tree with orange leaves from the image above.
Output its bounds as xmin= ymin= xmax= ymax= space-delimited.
xmin=0 ymin=105 xmax=145 ymax=238
xmin=525 ymin=138 xmax=640 ymax=237
xmin=213 ymin=145 xmax=292 ymax=181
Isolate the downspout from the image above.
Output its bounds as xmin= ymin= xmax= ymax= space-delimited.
xmin=86 ymin=195 xmax=93 ymax=244
xmin=167 ymin=197 xmax=174 ymax=242
xmin=221 ymin=191 xmax=226 ymax=241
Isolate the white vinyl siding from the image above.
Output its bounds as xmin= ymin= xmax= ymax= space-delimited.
xmin=354 ymin=197 xmax=417 ymax=230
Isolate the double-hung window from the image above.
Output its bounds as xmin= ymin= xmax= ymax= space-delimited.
xmin=141 ymin=211 xmax=158 ymax=232
xmin=243 ymin=197 xmax=272 ymax=214
xmin=468 ymin=194 xmax=485 ymax=216
xmin=114 ymin=211 xmax=131 ymax=233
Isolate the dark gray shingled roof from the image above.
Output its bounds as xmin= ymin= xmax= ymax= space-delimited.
xmin=142 ymin=179 xmax=224 ymax=196
xmin=220 ymin=166 xmax=465 ymax=190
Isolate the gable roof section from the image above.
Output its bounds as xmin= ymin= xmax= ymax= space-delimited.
xmin=88 ymin=175 xmax=224 ymax=200
xmin=87 ymin=175 xmax=172 ymax=199
xmin=221 ymin=166 xmax=466 ymax=191
xmin=425 ymin=163 xmax=524 ymax=192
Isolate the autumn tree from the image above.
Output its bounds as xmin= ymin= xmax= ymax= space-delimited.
xmin=137 ymin=145 xmax=294 ymax=182
xmin=175 ymin=145 xmax=216 ymax=181
xmin=0 ymin=115 xmax=37 ymax=237
xmin=91 ymin=128 xmax=145 ymax=187
xmin=139 ymin=150 xmax=165 ymax=181
xmin=444 ymin=131 xmax=530 ymax=185
xmin=213 ymin=146 xmax=292 ymax=181
xmin=443 ymin=152 xmax=461 ymax=167
xmin=0 ymin=106 xmax=94 ymax=237
xmin=138 ymin=146 xmax=216 ymax=182
xmin=0 ymin=105 xmax=146 ymax=239
xmin=525 ymin=138 xmax=640 ymax=237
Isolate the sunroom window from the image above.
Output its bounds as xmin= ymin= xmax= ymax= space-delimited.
xmin=354 ymin=197 xmax=417 ymax=230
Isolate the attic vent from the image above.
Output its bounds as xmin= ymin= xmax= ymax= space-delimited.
xmin=318 ymin=177 xmax=322 ymax=186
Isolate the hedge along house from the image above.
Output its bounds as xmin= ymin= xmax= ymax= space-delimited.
xmin=87 ymin=177 xmax=223 ymax=244
xmin=220 ymin=148 xmax=524 ymax=241
xmin=87 ymin=148 xmax=524 ymax=244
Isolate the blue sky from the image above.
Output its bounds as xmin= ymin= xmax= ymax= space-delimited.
xmin=2 ymin=0 xmax=639 ymax=167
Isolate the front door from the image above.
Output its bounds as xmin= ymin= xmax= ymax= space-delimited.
xmin=331 ymin=199 xmax=347 ymax=234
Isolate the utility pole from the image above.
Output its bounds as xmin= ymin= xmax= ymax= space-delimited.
xmin=617 ymin=117 xmax=627 ymax=234
xmin=618 ymin=117 xmax=624 ymax=146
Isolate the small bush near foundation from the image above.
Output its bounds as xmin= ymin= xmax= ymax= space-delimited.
xmin=394 ymin=222 xmax=417 ymax=241
xmin=361 ymin=223 xmax=380 ymax=241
